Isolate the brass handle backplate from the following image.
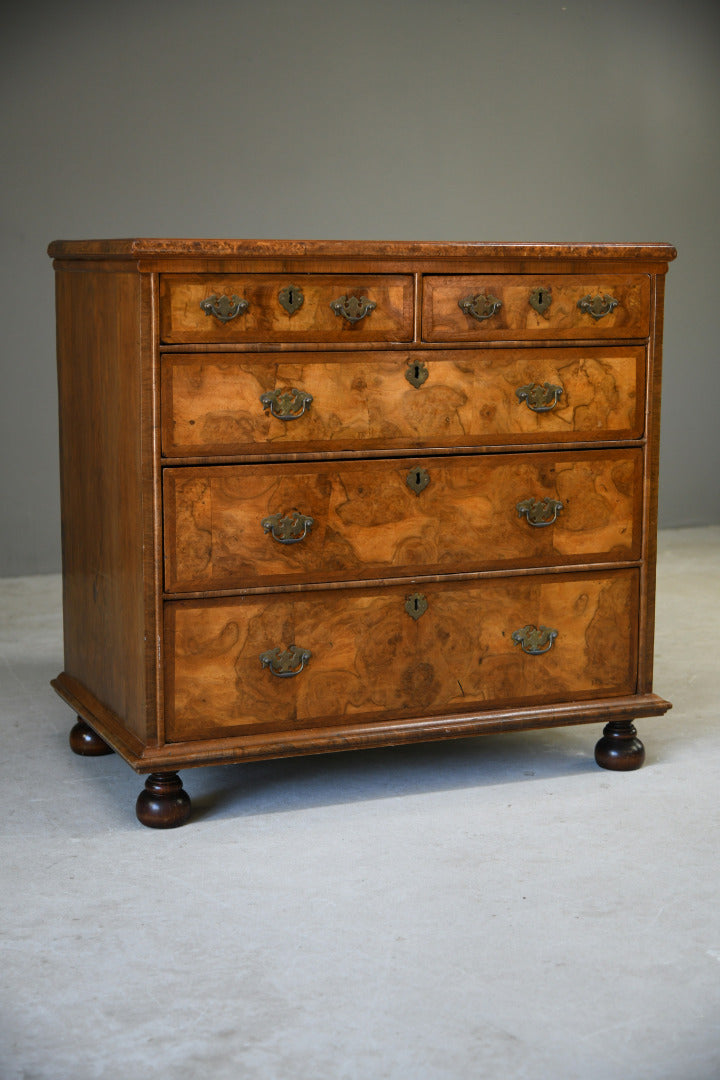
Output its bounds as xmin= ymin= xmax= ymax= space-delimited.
xmin=200 ymin=293 xmax=249 ymax=322
xmin=516 ymin=382 xmax=563 ymax=412
xmin=260 ymin=645 xmax=312 ymax=678
xmin=516 ymin=497 xmax=564 ymax=527
xmin=512 ymin=625 xmax=558 ymax=655
xmin=260 ymin=388 xmax=313 ymax=421
xmin=458 ymin=293 xmax=502 ymax=322
xmin=577 ymin=293 xmax=619 ymax=320
xmin=262 ymin=511 xmax=314 ymax=544
xmin=330 ymin=294 xmax=376 ymax=323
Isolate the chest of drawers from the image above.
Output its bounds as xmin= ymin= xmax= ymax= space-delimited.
xmin=48 ymin=239 xmax=675 ymax=828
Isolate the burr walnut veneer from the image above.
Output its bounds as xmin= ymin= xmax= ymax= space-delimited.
xmin=48 ymin=239 xmax=675 ymax=828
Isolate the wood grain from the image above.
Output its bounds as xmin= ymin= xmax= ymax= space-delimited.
xmin=164 ymin=569 xmax=639 ymax=742
xmin=163 ymin=450 xmax=642 ymax=591
xmin=54 ymin=267 xmax=153 ymax=742
xmin=161 ymin=346 xmax=645 ymax=457
xmin=423 ymin=274 xmax=651 ymax=340
xmin=159 ymin=274 xmax=414 ymax=343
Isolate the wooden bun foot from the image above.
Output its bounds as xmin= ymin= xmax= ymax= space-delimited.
xmin=69 ymin=717 xmax=114 ymax=756
xmin=136 ymin=772 xmax=192 ymax=829
xmin=594 ymin=720 xmax=645 ymax=771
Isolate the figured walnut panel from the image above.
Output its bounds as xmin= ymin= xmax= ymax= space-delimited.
xmin=161 ymin=346 xmax=645 ymax=456
xmin=164 ymin=570 xmax=639 ymax=741
xmin=422 ymin=274 xmax=651 ymax=341
xmin=159 ymin=274 xmax=414 ymax=343
xmin=163 ymin=449 xmax=642 ymax=591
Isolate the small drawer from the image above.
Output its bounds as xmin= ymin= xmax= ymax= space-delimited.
xmin=422 ymin=274 xmax=651 ymax=341
xmin=161 ymin=345 xmax=645 ymax=457
xmin=164 ymin=568 xmax=639 ymax=741
xmin=162 ymin=449 xmax=642 ymax=592
xmin=159 ymin=274 xmax=414 ymax=343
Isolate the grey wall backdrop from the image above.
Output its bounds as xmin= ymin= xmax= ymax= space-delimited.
xmin=2 ymin=0 xmax=719 ymax=576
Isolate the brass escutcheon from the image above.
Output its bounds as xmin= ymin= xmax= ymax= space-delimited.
xmin=405 ymin=360 xmax=429 ymax=388
xmin=529 ymin=286 xmax=552 ymax=315
xmin=511 ymin=625 xmax=558 ymax=655
xmin=278 ymin=284 xmax=304 ymax=316
xmin=199 ymin=293 xmax=249 ymax=322
xmin=405 ymin=593 xmax=428 ymax=620
xmin=406 ymin=467 xmax=430 ymax=495
xmin=516 ymin=497 xmax=564 ymax=527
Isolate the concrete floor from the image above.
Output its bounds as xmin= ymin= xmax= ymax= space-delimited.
xmin=1 ymin=526 xmax=719 ymax=1080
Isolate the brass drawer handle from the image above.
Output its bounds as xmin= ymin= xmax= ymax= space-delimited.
xmin=332 ymin=293 xmax=377 ymax=321
xmin=260 ymin=388 xmax=313 ymax=421
xmin=512 ymin=625 xmax=558 ymax=655
xmin=577 ymin=293 xmax=619 ymax=320
xmin=200 ymin=293 xmax=249 ymax=322
xmin=330 ymin=294 xmax=377 ymax=323
xmin=516 ymin=382 xmax=563 ymax=412
xmin=260 ymin=645 xmax=312 ymax=678
xmin=262 ymin=511 xmax=314 ymax=544
xmin=458 ymin=292 xmax=502 ymax=322
xmin=516 ymin=497 xmax=564 ymax=527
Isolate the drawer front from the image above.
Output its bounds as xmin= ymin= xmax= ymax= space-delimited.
xmin=164 ymin=569 xmax=639 ymax=741
xmin=422 ymin=275 xmax=651 ymax=341
xmin=161 ymin=346 xmax=645 ymax=457
xmin=163 ymin=449 xmax=642 ymax=592
xmin=159 ymin=274 xmax=414 ymax=343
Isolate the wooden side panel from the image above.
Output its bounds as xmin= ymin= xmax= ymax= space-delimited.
xmin=159 ymin=274 xmax=414 ymax=343
xmin=163 ymin=450 xmax=643 ymax=591
xmin=423 ymin=274 xmax=651 ymax=340
xmin=161 ymin=346 xmax=645 ymax=457
xmin=55 ymin=267 xmax=152 ymax=742
xmin=164 ymin=569 xmax=639 ymax=741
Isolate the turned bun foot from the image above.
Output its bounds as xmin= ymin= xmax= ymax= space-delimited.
xmin=136 ymin=772 xmax=192 ymax=829
xmin=594 ymin=720 xmax=645 ymax=771
xmin=69 ymin=717 xmax=114 ymax=756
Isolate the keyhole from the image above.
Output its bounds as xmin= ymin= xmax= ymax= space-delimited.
xmin=414 ymin=365 xmax=420 ymax=380
xmin=538 ymin=290 xmax=544 ymax=305
xmin=288 ymin=289 xmax=294 ymax=305
xmin=414 ymin=597 xmax=419 ymax=611
xmin=416 ymin=471 xmax=421 ymax=485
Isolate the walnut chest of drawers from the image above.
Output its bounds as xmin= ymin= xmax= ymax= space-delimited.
xmin=48 ymin=239 xmax=676 ymax=827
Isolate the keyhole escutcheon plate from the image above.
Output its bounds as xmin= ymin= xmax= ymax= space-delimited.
xmin=405 ymin=360 xmax=429 ymax=388
xmin=406 ymin=467 xmax=430 ymax=495
xmin=278 ymin=284 xmax=304 ymax=316
xmin=405 ymin=593 xmax=428 ymax=620
xmin=529 ymin=286 xmax=552 ymax=315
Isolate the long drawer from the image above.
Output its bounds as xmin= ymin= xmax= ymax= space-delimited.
xmin=159 ymin=274 xmax=414 ymax=343
xmin=164 ymin=569 xmax=639 ymax=741
xmin=161 ymin=346 xmax=645 ymax=457
xmin=163 ymin=448 xmax=642 ymax=591
xmin=422 ymin=274 xmax=651 ymax=340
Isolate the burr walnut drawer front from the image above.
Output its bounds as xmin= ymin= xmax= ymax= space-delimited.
xmin=164 ymin=568 xmax=639 ymax=742
xmin=422 ymin=275 xmax=651 ymax=341
xmin=162 ymin=449 xmax=642 ymax=592
xmin=159 ymin=274 xmax=414 ymax=343
xmin=160 ymin=346 xmax=645 ymax=457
